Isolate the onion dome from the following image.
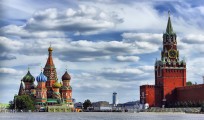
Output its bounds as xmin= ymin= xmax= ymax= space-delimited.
xmin=48 ymin=42 xmax=53 ymax=51
xmin=52 ymin=82 xmax=62 ymax=88
xmin=48 ymin=46 xmax=53 ymax=51
xmin=22 ymin=70 xmax=35 ymax=83
xmin=36 ymin=72 xmax=47 ymax=82
xmin=62 ymin=71 xmax=71 ymax=81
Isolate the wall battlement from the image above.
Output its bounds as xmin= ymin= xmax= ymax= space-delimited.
xmin=176 ymin=84 xmax=204 ymax=91
xmin=140 ymin=85 xmax=155 ymax=88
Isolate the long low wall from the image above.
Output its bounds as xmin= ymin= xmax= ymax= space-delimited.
xmin=176 ymin=84 xmax=204 ymax=102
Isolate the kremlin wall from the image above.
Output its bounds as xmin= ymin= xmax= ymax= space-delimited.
xmin=140 ymin=13 xmax=204 ymax=108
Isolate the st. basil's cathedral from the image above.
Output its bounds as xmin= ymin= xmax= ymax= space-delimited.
xmin=17 ymin=45 xmax=73 ymax=111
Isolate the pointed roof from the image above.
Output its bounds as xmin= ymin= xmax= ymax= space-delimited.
xmin=43 ymin=45 xmax=58 ymax=81
xmin=166 ymin=11 xmax=174 ymax=34
xmin=45 ymin=46 xmax=54 ymax=67
xmin=18 ymin=80 xmax=24 ymax=95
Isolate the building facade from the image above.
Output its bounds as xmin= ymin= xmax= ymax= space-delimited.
xmin=17 ymin=45 xmax=74 ymax=111
xmin=140 ymin=12 xmax=204 ymax=107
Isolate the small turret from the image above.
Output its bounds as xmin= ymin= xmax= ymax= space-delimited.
xmin=18 ymin=80 xmax=25 ymax=96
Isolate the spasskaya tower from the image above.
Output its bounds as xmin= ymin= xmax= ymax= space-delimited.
xmin=140 ymin=12 xmax=186 ymax=107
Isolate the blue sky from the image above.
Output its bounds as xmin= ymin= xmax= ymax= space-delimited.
xmin=1 ymin=0 xmax=204 ymax=104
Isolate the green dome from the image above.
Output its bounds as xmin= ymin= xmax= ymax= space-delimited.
xmin=22 ymin=70 xmax=35 ymax=83
xmin=52 ymin=82 xmax=61 ymax=88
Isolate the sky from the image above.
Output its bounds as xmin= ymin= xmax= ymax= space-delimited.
xmin=1 ymin=0 xmax=204 ymax=104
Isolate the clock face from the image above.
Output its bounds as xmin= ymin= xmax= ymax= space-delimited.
xmin=168 ymin=50 xmax=177 ymax=58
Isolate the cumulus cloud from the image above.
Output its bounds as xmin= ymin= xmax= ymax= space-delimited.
xmin=116 ymin=55 xmax=140 ymax=62
xmin=0 ymin=5 xmax=123 ymax=38
xmin=0 ymin=53 xmax=16 ymax=60
xmin=0 ymin=32 xmax=162 ymax=62
xmin=0 ymin=68 xmax=23 ymax=74
xmin=0 ymin=25 xmax=66 ymax=38
xmin=0 ymin=36 xmax=23 ymax=51
xmin=99 ymin=66 xmax=152 ymax=82
xmin=181 ymin=34 xmax=204 ymax=44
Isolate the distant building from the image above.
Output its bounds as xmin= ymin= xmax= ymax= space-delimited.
xmin=92 ymin=101 xmax=111 ymax=111
xmin=112 ymin=92 xmax=118 ymax=107
xmin=140 ymin=12 xmax=204 ymax=108
xmin=117 ymin=101 xmax=140 ymax=110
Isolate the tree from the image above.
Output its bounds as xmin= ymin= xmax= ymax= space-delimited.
xmin=14 ymin=95 xmax=35 ymax=111
xmin=83 ymin=99 xmax=92 ymax=110
xmin=8 ymin=100 xmax=14 ymax=109
xmin=186 ymin=81 xmax=192 ymax=86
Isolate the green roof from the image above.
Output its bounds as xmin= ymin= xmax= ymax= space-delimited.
xmin=22 ymin=70 xmax=35 ymax=83
xmin=47 ymin=99 xmax=58 ymax=103
xmin=166 ymin=12 xmax=175 ymax=35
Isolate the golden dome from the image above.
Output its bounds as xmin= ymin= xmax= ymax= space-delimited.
xmin=52 ymin=82 xmax=61 ymax=88
xmin=48 ymin=46 xmax=53 ymax=51
xmin=48 ymin=42 xmax=53 ymax=51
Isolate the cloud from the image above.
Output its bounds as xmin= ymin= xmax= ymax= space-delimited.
xmin=116 ymin=55 xmax=140 ymax=62
xmin=0 ymin=36 xmax=23 ymax=51
xmin=99 ymin=66 xmax=153 ymax=82
xmin=0 ymin=33 xmax=162 ymax=63
xmin=0 ymin=68 xmax=23 ymax=74
xmin=0 ymin=25 xmax=66 ymax=38
xmin=181 ymin=34 xmax=204 ymax=44
xmin=0 ymin=53 xmax=16 ymax=60
xmin=0 ymin=5 xmax=123 ymax=38
xmin=122 ymin=33 xmax=162 ymax=44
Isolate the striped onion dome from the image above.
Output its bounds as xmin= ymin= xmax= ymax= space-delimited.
xmin=22 ymin=70 xmax=35 ymax=83
xmin=36 ymin=72 xmax=47 ymax=82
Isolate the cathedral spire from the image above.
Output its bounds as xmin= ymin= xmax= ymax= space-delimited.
xmin=44 ymin=44 xmax=57 ymax=82
xmin=45 ymin=44 xmax=54 ymax=67
xmin=18 ymin=80 xmax=25 ymax=96
xmin=166 ymin=11 xmax=174 ymax=34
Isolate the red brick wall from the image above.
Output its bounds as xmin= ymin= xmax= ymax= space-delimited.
xmin=140 ymin=85 xmax=156 ymax=107
xmin=176 ymin=84 xmax=204 ymax=102
xmin=155 ymin=68 xmax=186 ymax=104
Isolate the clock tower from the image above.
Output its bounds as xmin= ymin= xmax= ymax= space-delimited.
xmin=155 ymin=12 xmax=186 ymax=106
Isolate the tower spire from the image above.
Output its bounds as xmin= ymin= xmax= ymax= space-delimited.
xmin=44 ymin=44 xmax=57 ymax=82
xmin=166 ymin=10 xmax=174 ymax=34
xmin=18 ymin=80 xmax=25 ymax=96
